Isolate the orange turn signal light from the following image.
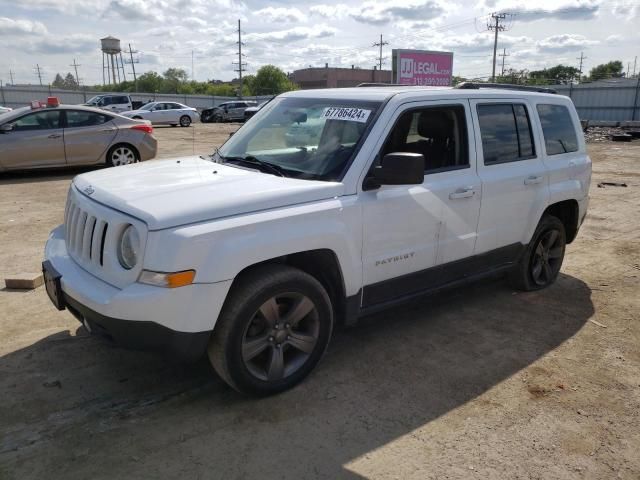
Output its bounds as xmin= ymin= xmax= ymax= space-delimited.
xmin=166 ymin=270 xmax=196 ymax=288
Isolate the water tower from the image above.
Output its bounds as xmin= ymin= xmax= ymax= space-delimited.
xmin=101 ymin=36 xmax=127 ymax=86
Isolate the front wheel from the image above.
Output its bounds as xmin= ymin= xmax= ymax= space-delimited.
xmin=510 ymin=215 xmax=566 ymax=291
xmin=107 ymin=144 xmax=138 ymax=167
xmin=179 ymin=115 xmax=191 ymax=127
xmin=208 ymin=265 xmax=333 ymax=396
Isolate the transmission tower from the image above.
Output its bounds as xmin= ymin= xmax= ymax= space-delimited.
xmin=499 ymin=48 xmax=510 ymax=77
xmin=70 ymin=59 xmax=81 ymax=89
xmin=233 ymin=19 xmax=247 ymax=98
xmin=125 ymin=44 xmax=140 ymax=91
xmin=373 ymin=34 xmax=389 ymax=71
xmin=576 ymin=52 xmax=587 ymax=81
xmin=487 ymin=13 xmax=513 ymax=82
xmin=34 ymin=64 xmax=43 ymax=86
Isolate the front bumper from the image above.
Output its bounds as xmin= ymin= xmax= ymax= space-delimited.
xmin=44 ymin=225 xmax=232 ymax=360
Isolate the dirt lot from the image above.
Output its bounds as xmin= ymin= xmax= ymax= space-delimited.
xmin=1 ymin=124 xmax=639 ymax=479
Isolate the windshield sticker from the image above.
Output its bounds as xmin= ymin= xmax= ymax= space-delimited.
xmin=321 ymin=107 xmax=371 ymax=123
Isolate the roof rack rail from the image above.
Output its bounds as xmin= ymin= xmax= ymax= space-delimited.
xmin=455 ymin=82 xmax=557 ymax=94
xmin=356 ymin=83 xmax=409 ymax=87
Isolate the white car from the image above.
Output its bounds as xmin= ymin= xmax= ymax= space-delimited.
xmin=121 ymin=102 xmax=199 ymax=127
xmin=43 ymin=84 xmax=591 ymax=395
xmin=0 ymin=106 xmax=12 ymax=115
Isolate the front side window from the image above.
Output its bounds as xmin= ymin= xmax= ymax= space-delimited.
xmin=217 ymin=97 xmax=381 ymax=181
xmin=380 ymin=105 xmax=469 ymax=172
xmin=65 ymin=110 xmax=111 ymax=128
xmin=536 ymin=104 xmax=579 ymax=155
xmin=477 ymin=103 xmax=535 ymax=164
xmin=12 ymin=111 xmax=62 ymax=131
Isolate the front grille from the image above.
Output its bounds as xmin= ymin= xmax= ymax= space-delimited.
xmin=65 ymin=198 xmax=109 ymax=268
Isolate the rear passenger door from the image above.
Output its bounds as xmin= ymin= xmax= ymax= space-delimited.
xmin=470 ymin=100 xmax=549 ymax=255
xmin=63 ymin=110 xmax=117 ymax=165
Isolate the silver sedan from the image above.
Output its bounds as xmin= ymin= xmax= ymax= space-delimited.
xmin=121 ymin=101 xmax=199 ymax=127
xmin=0 ymin=103 xmax=157 ymax=172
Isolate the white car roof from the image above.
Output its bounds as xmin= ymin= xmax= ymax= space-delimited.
xmin=281 ymin=86 xmax=561 ymax=103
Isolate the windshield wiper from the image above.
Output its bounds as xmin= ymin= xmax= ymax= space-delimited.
xmin=220 ymin=155 xmax=286 ymax=177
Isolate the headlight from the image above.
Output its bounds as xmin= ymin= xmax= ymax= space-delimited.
xmin=117 ymin=225 xmax=140 ymax=270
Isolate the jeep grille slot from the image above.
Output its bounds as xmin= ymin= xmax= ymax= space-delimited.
xmin=64 ymin=199 xmax=110 ymax=269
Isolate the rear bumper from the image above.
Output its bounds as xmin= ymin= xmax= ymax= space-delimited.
xmin=64 ymin=293 xmax=209 ymax=361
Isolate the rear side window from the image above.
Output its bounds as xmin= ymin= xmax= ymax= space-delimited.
xmin=536 ymin=104 xmax=579 ymax=155
xmin=477 ymin=104 xmax=535 ymax=165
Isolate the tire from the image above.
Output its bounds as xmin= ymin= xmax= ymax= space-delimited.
xmin=179 ymin=115 xmax=191 ymax=127
xmin=510 ymin=215 xmax=566 ymax=291
xmin=107 ymin=144 xmax=139 ymax=167
xmin=208 ymin=264 xmax=333 ymax=396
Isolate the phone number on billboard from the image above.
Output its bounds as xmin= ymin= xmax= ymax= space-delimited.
xmin=409 ymin=78 xmax=451 ymax=86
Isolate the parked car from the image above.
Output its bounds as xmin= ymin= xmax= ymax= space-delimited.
xmin=84 ymin=94 xmax=140 ymax=113
xmin=120 ymin=102 xmax=199 ymax=127
xmin=0 ymin=98 xmax=157 ymax=171
xmin=0 ymin=106 xmax=12 ymax=115
xmin=243 ymin=101 xmax=269 ymax=121
xmin=201 ymin=101 xmax=257 ymax=123
xmin=43 ymin=85 xmax=590 ymax=396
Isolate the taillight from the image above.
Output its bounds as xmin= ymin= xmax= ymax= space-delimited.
xmin=131 ymin=124 xmax=153 ymax=134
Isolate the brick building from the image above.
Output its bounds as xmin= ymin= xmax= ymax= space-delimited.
xmin=291 ymin=65 xmax=393 ymax=89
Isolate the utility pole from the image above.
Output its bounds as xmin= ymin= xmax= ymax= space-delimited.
xmin=34 ymin=64 xmax=43 ymax=86
xmin=126 ymin=43 xmax=138 ymax=92
xmin=488 ymin=13 xmax=511 ymax=82
xmin=191 ymin=50 xmax=194 ymax=81
xmin=633 ymin=56 xmax=637 ymax=77
xmin=372 ymin=34 xmax=389 ymax=72
xmin=70 ymin=59 xmax=81 ymax=89
xmin=577 ymin=52 xmax=586 ymax=81
xmin=499 ymin=48 xmax=510 ymax=77
xmin=9 ymin=69 xmax=14 ymax=85
xmin=233 ymin=19 xmax=246 ymax=98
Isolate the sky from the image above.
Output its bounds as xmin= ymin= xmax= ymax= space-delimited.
xmin=0 ymin=0 xmax=638 ymax=86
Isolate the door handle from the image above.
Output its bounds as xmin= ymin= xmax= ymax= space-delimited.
xmin=449 ymin=187 xmax=475 ymax=200
xmin=48 ymin=134 xmax=61 ymax=139
xmin=100 ymin=128 xmax=114 ymax=132
xmin=524 ymin=175 xmax=543 ymax=185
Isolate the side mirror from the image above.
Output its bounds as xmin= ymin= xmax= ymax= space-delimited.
xmin=369 ymin=153 xmax=424 ymax=187
xmin=0 ymin=123 xmax=13 ymax=133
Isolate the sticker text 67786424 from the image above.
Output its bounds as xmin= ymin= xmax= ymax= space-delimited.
xmin=321 ymin=107 xmax=371 ymax=123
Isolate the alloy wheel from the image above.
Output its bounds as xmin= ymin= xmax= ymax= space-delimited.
xmin=241 ymin=293 xmax=320 ymax=382
xmin=111 ymin=147 xmax=136 ymax=166
xmin=531 ymin=229 xmax=564 ymax=286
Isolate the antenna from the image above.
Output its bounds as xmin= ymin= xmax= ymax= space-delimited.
xmin=372 ymin=34 xmax=389 ymax=71
xmin=487 ymin=12 xmax=514 ymax=82
xmin=232 ymin=19 xmax=247 ymax=98
xmin=499 ymin=48 xmax=510 ymax=76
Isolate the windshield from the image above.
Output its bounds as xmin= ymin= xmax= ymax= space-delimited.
xmin=217 ymin=97 xmax=380 ymax=181
xmin=86 ymin=96 xmax=102 ymax=105
xmin=139 ymin=102 xmax=155 ymax=111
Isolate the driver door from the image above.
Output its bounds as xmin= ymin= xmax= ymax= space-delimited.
xmin=0 ymin=110 xmax=65 ymax=169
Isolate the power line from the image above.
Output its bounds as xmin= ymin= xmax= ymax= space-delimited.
xmin=34 ymin=64 xmax=43 ymax=86
xmin=487 ymin=12 xmax=514 ymax=82
xmin=70 ymin=59 xmax=81 ymax=89
xmin=372 ymin=34 xmax=389 ymax=71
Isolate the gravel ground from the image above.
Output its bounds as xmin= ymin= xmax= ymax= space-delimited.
xmin=0 ymin=124 xmax=639 ymax=479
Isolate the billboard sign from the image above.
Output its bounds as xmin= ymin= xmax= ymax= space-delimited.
xmin=392 ymin=49 xmax=454 ymax=86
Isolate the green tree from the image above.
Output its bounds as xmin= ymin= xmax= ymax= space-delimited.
xmin=528 ymin=64 xmax=581 ymax=85
xmin=63 ymin=72 xmax=79 ymax=90
xmin=136 ymin=71 xmax=164 ymax=93
xmin=52 ymin=73 xmax=65 ymax=88
xmin=589 ymin=61 xmax=624 ymax=81
xmin=162 ymin=68 xmax=189 ymax=93
xmin=249 ymin=65 xmax=298 ymax=96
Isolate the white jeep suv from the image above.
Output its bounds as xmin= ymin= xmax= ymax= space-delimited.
xmin=43 ymin=84 xmax=591 ymax=395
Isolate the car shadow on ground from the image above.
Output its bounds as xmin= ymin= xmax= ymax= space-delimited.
xmin=0 ymin=166 xmax=100 ymax=185
xmin=0 ymin=273 xmax=593 ymax=479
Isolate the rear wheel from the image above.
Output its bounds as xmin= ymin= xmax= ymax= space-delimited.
xmin=208 ymin=265 xmax=333 ymax=396
xmin=179 ymin=115 xmax=191 ymax=127
xmin=510 ymin=215 xmax=566 ymax=291
xmin=107 ymin=144 xmax=138 ymax=167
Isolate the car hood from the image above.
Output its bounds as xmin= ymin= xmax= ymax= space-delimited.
xmin=72 ymin=156 xmax=344 ymax=230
